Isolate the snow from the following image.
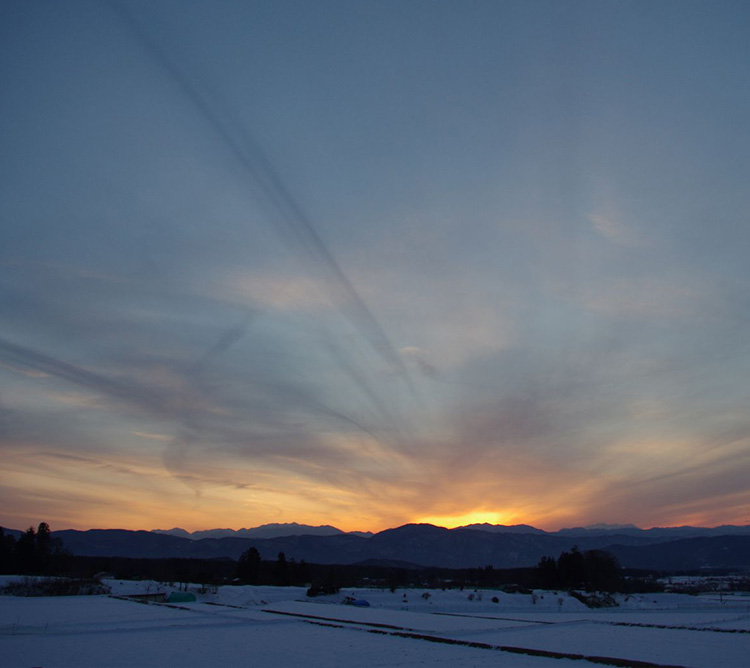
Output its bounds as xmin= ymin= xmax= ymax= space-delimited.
xmin=453 ymin=622 xmax=750 ymax=668
xmin=2 ymin=580 xmax=750 ymax=667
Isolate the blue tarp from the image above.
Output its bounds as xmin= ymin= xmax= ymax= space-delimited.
xmin=167 ymin=591 xmax=196 ymax=603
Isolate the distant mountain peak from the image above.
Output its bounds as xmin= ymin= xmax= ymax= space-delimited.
xmin=458 ymin=523 xmax=545 ymax=535
xmin=151 ymin=527 xmax=191 ymax=538
xmin=555 ymin=523 xmax=643 ymax=535
xmin=151 ymin=523 xmax=364 ymax=540
xmin=253 ymin=522 xmax=339 ymax=531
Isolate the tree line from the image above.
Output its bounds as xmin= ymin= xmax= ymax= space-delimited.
xmin=236 ymin=547 xmax=312 ymax=586
xmin=2 ymin=523 xmax=663 ymax=595
xmin=535 ymin=546 xmax=621 ymax=591
xmin=0 ymin=523 xmax=70 ymax=575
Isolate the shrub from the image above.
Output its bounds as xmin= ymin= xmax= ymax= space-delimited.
xmin=568 ymin=590 xmax=618 ymax=608
xmin=2 ymin=577 xmax=110 ymax=597
xmin=306 ymin=583 xmax=340 ymax=597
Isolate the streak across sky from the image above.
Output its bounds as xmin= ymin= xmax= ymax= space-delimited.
xmin=2 ymin=0 xmax=750 ymax=532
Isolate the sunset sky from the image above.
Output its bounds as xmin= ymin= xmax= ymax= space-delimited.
xmin=2 ymin=0 xmax=750 ymax=533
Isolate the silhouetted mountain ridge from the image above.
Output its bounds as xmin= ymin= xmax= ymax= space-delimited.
xmin=46 ymin=522 xmax=750 ymax=570
xmin=458 ymin=523 xmax=546 ymax=534
xmin=151 ymin=523 xmax=373 ymax=540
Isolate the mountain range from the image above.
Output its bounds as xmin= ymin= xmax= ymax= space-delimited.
xmin=151 ymin=523 xmax=373 ymax=540
xmin=151 ymin=521 xmax=750 ymax=541
xmin=43 ymin=522 xmax=750 ymax=571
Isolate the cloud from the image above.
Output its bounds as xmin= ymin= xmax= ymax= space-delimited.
xmin=132 ymin=431 xmax=173 ymax=442
xmin=351 ymin=264 xmax=516 ymax=370
xmin=399 ymin=346 xmax=437 ymax=377
xmin=590 ymin=446 xmax=750 ymax=528
xmin=588 ymin=212 xmax=641 ymax=246
xmin=0 ymin=361 xmax=50 ymax=379
xmin=0 ymin=337 xmax=179 ymax=418
xmin=556 ymin=276 xmax=703 ymax=319
xmin=217 ymin=272 xmax=337 ymax=312
xmin=46 ymin=392 xmax=101 ymax=408
xmin=109 ymin=0 xmax=414 ymax=396
xmin=3 ymin=1 xmax=750 ymax=534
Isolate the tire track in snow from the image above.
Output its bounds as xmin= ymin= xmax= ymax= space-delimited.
xmin=262 ymin=608 xmax=686 ymax=668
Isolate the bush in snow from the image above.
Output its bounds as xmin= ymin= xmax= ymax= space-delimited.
xmin=2 ymin=576 xmax=110 ymax=597
xmin=569 ymin=590 xmax=618 ymax=608
xmin=306 ymin=583 xmax=340 ymax=597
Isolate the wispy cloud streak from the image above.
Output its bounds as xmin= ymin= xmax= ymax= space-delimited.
xmin=0 ymin=337 xmax=171 ymax=416
xmin=108 ymin=0 xmax=414 ymax=393
xmin=105 ymin=0 xmax=424 ymax=486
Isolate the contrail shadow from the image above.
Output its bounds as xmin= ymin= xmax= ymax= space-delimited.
xmin=103 ymin=0 xmax=422 ymax=485
xmin=107 ymin=0 xmax=413 ymax=390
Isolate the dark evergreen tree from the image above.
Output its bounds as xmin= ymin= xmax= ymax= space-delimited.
xmin=584 ymin=549 xmax=620 ymax=592
xmin=16 ymin=526 xmax=38 ymax=574
xmin=273 ymin=551 xmax=289 ymax=586
xmin=236 ymin=547 xmax=261 ymax=584
xmin=536 ymin=555 xmax=558 ymax=589
xmin=0 ymin=528 xmax=17 ymax=574
xmin=296 ymin=559 xmax=311 ymax=586
xmin=557 ymin=546 xmax=586 ymax=588
xmin=36 ymin=522 xmax=52 ymax=573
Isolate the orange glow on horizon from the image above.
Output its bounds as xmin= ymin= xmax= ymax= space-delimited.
xmin=5 ymin=442 xmax=750 ymax=535
xmin=413 ymin=510 xmax=520 ymax=529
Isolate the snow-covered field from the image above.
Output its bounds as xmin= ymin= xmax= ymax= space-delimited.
xmin=2 ymin=578 xmax=749 ymax=667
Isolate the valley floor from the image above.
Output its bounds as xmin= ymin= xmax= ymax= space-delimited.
xmin=2 ymin=579 xmax=750 ymax=667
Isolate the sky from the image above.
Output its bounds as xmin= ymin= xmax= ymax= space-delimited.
xmin=2 ymin=0 xmax=750 ymax=534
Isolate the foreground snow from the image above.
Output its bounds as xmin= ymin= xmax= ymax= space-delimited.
xmin=1 ymin=580 xmax=749 ymax=667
